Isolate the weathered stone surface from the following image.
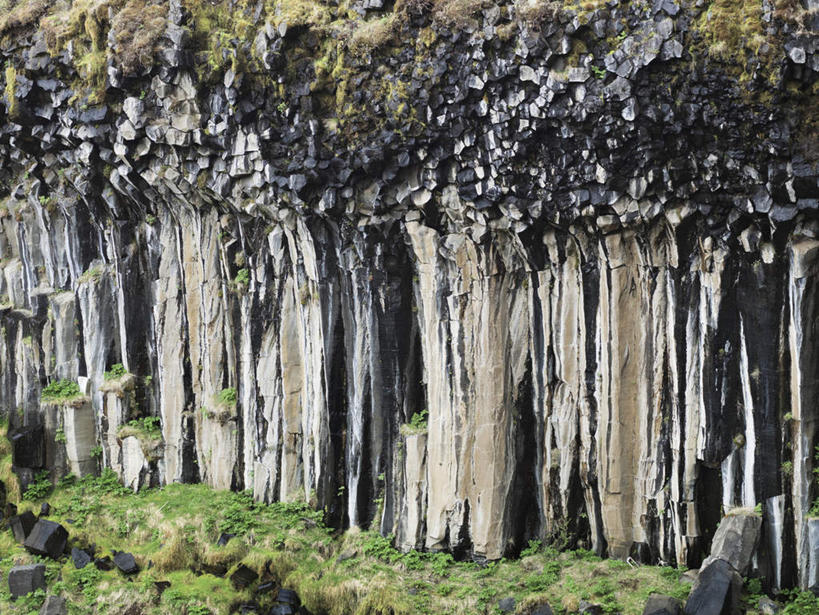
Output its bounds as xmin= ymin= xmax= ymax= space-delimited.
xmin=24 ymin=519 xmax=69 ymax=559
xmin=71 ymin=547 xmax=92 ymax=569
xmin=701 ymin=511 xmax=762 ymax=575
xmin=644 ymin=594 xmax=684 ymax=615
xmin=684 ymin=559 xmax=743 ymax=615
xmin=39 ymin=595 xmax=67 ymax=615
xmin=10 ymin=510 xmax=37 ymax=543
xmin=8 ymin=563 xmax=46 ymax=598
xmin=113 ymin=551 xmax=139 ymax=574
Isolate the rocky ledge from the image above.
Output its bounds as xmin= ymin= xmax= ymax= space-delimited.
xmin=0 ymin=0 xmax=817 ymax=594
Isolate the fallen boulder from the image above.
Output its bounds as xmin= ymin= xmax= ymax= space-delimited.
xmin=113 ymin=551 xmax=139 ymax=574
xmin=71 ymin=547 xmax=92 ymax=569
xmin=644 ymin=594 xmax=684 ymax=615
xmin=24 ymin=519 xmax=68 ymax=558
xmin=9 ymin=510 xmax=37 ymax=542
xmin=701 ymin=510 xmax=762 ymax=575
xmin=8 ymin=563 xmax=46 ymax=598
xmin=684 ymin=559 xmax=742 ymax=615
xmin=95 ymin=556 xmax=115 ymax=571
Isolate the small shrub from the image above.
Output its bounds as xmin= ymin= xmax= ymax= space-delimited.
xmin=55 ymin=428 xmax=67 ymax=443
xmin=104 ymin=363 xmax=128 ymax=381
xmin=234 ymin=268 xmax=250 ymax=287
xmin=42 ymin=379 xmax=81 ymax=401
xmin=217 ymin=387 xmax=237 ymax=406
xmin=23 ymin=469 xmax=52 ymax=500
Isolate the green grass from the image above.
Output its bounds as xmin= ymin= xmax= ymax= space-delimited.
xmin=0 ymin=464 xmax=696 ymax=615
xmin=41 ymin=379 xmax=82 ymax=402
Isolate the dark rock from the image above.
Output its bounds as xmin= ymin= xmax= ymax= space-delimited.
xmin=10 ymin=510 xmax=37 ymax=542
xmin=498 ymin=596 xmax=516 ymax=612
xmin=268 ymin=605 xmax=295 ymax=615
xmin=8 ymin=563 xmax=46 ymax=598
xmin=256 ymin=581 xmax=275 ymax=594
xmin=217 ymin=532 xmax=236 ymax=546
xmin=276 ymin=588 xmax=300 ymax=605
xmin=39 ymin=595 xmax=67 ymax=615
xmin=71 ymin=547 xmax=92 ymax=569
xmin=11 ymin=425 xmax=44 ymax=467
xmin=579 ymin=601 xmax=604 ymax=615
xmin=6 ymin=502 xmax=18 ymax=518
xmin=684 ymin=559 xmax=742 ymax=615
xmin=200 ymin=562 xmax=228 ymax=577
xmin=155 ymin=581 xmax=171 ymax=595
xmin=113 ymin=551 xmax=140 ymax=574
xmin=39 ymin=502 xmax=50 ymax=517
xmin=24 ymin=519 xmax=69 ymax=559
xmin=644 ymin=594 xmax=684 ymax=615
xmin=530 ymin=604 xmax=554 ymax=615
xmin=95 ymin=556 xmax=115 ymax=571
xmin=230 ymin=564 xmax=259 ymax=590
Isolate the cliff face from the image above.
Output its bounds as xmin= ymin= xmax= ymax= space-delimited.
xmin=0 ymin=0 xmax=818 ymax=592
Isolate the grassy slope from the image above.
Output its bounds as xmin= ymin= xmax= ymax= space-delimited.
xmin=0 ymin=435 xmax=697 ymax=615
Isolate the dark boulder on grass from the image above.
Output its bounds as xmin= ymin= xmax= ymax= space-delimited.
xmin=71 ymin=547 xmax=92 ymax=569
xmin=217 ymin=532 xmax=236 ymax=546
xmin=24 ymin=519 xmax=68 ymax=558
xmin=9 ymin=510 xmax=37 ymax=542
xmin=684 ymin=559 xmax=742 ymax=615
xmin=8 ymin=563 xmax=46 ymax=598
xmin=276 ymin=589 xmax=300 ymax=606
xmin=39 ymin=502 xmax=50 ymax=517
xmin=113 ymin=551 xmax=139 ymax=574
xmin=230 ymin=564 xmax=258 ymax=590
xmin=95 ymin=556 xmax=115 ymax=571
xmin=644 ymin=594 xmax=684 ymax=615
xmin=530 ymin=604 xmax=555 ymax=615
xmin=498 ymin=597 xmax=516 ymax=612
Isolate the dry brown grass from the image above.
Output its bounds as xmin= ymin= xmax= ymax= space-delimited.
xmin=432 ymin=0 xmax=488 ymax=29
xmin=0 ymin=0 xmax=49 ymax=39
xmin=111 ymin=0 xmax=168 ymax=74
xmin=349 ymin=15 xmax=397 ymax=54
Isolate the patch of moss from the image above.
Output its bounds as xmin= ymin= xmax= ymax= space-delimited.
xmin=692 ymin=0 xmax=771 ymax=79
xmin=3 ymin=62 xmax=17 ymax=119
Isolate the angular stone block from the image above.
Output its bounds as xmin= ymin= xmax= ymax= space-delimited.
xmin=684 ymin=559 xmax=742 ymax=615
xmin=24 ymin=519 xmax=69 ymax=559
xmin=71 ymin=547 xmax=92 ymax=569
xmin=701 ymin=511 xmax=762 ymax=576
xmin=9 ymin=510 xmax=37 ymax=543
xmin=8 ymin=563 xmax=46 ymax=598
xmin=113 ymin=551 xmax=139 ymax=574
xmin=39 ymin=595 xmax=67 ymax=615
xmin=644 ymin=594 xmax=684 ymax=615
xmin=11 ymin=425 xmax=45 ymax=468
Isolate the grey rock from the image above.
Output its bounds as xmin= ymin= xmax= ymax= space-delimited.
xmin=113 ymin=551 xmax=139 ymax=574
xmin=10 ymin=510 xmax=37 ymax=542
xmin=758 ymin=596 xmax=780 ymax=615
xmin=789 ymin=47 xmax=806 ymax=64
xmin=644 ymin=594 xmax=683 ymax=615
xmin=701 ymin=511 xmax=762 ymax=575
xmin=39 ymin=595 xmax=67 ymax=615
xmin=71 ymin=547 xmax=92 ymax=569
xmin=8 ymin=563 xmax=46 ymax=598
xmin=498 ymin=596 xmax=515 ymax=612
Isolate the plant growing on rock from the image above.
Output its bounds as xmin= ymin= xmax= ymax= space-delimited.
xmin=104 ymin=362 xmax=128 ymax=381
xmin=41 ymin=378 xmax=82 ymax=402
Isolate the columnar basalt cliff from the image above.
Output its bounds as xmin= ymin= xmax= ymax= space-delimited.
xmin=0 ymin=0 xmax=817 ymax=593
